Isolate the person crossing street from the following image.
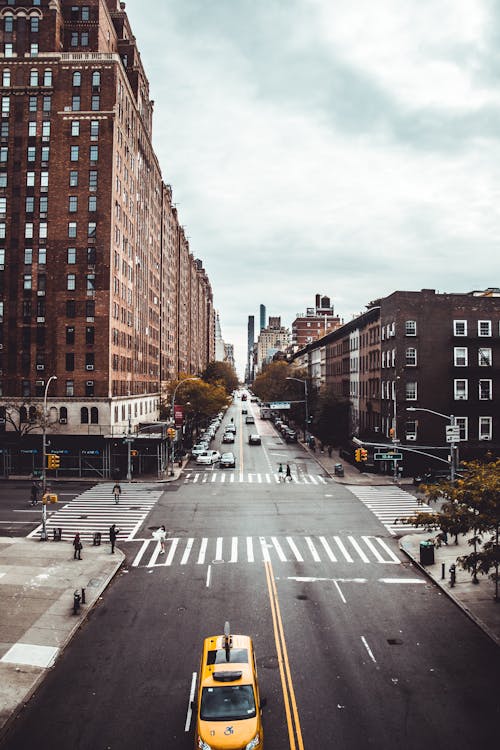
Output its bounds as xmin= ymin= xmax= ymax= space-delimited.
xmin=112 ymin=482 xmax=121 ymax=504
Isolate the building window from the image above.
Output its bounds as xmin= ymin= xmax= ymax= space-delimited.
xmin=405 ymin=347 xmax=417 ymax=366
xmin=479 ymin=416 xmax=492 ymax=441
xmin=90 ymin=406 xmax=98 ymax=424
xmin=454 ymin=379 xmax=468 ymax=400
xmin=81 ymin=32 xmax=89 ymax=47
xmin=85 ymin=381 xmax=94 ymax=397
xmin=30 ymin=44 xmax=39 ymax=57
xmin=42 ymin=121 xmax=50 ymax=138
xmin=40 ymin=171 xmax=48 ymax=188
xmin=89 ymin=145 xmax=98 ymax=162
xmin=71 ymin=96 xmax=80 ymax=111
xmin=25 ymin=222 xmax=34 ymax=239
xmin=88 ymin=195 xmax=97 ymax=212
xmin=86 ymin=273 xmax=95 ymax=291
xmin=39 ymin=222 xmax=47 ymax=239
xmin=29 ymin=96 xmax=37 ymax=112
xmin=31 ymin=16 xmax=39 ymax=32
xmin=67 ymin=273 xmax=76 ymax=290
xmin=60 ymin=406 xmax=68 ymax=423
xmin=65 ymin=380 xmax=74 ymax=397
xmin=453 ymin=320 xmax=467 ymax=336
xmin=85 ymin=326 xmax=94 ymax=345
xmin=86 ymin=300 xmax=95 ymax=318
xmin=87 ymin=247 xmax=96 ymax=265
xmin=67 ymin=247 xmax=76 ymax=264
xmin=24 ymin=248 xmax=33 ymax=265
xmin=80 ymin=407 xmax=89 ymax=424
xmin=69 ymin=196 xmax=78 ymax=213
xmin=405 ymin=382 xmax=417 ymax=400
xmin=0 ymin=147 xmax=8 ymax=163
xmin=479 ymin=380 xmax=492 ymax=400
xmin=2 ymin=70 xmax=10 ymax=87
xmin=478 ymin=320 xmax=491 ymax=337
xmin=65 ymin=353 xmax=74 ymax=371
xmin=82 ymin=6 xmax=90 ymax=21
xmin=66 ymin=300 xmax=76 ymax=317
xmin=29 ymin=69 xmax=38 ymax=87
xmin=4 ymin=17 xmax=13 ymax=33
xmin=70 ymin=145 xmax=79 ymax=161
xmin=43 ymin=69 xmax=52 ymax=86
xmin=28 ymin=121 xmax=37 ymax=137
xmin=405 ymin=320 xmax=417 ymax=336
xmin=23 ymin=274 xmax=32 ymax=290
xmin=455 ymin=417 xmax=468 ymax=441
xmin=90 ymin=120 xmax=99 ymax=138
xmin=22 ymin=380 xmax=31 ymax=398
xmin=454 ymin=347 xmax=468 ymax=366
xmin=1 ymin=96 xmax=10 ymax=115
xmin=68 ymin=222 xmax=77 ymax=238
xmin=87 ymin=222 xmax=96 ymax=238
xmin=89 ymin=170 xmax=97 ymax=189
xmin=478 ymin=348 xmax=492 ymax=366
xmin=0 ymin=222 xmax=5 ymax=239
xmin=91 ymin=95 xmax=100 ymax=111
xmin=71 ymin=120 xmax=80 ymax=136
xmin=38 ymin=247 xmax=46 ymax=265
xmin=71 ymin=32 xmax=78 ymax=48
xmin=69 ymin=170 xmax=78 ymax=187
xmin=66 ymin=326 xmax=75 ymax=345
xmin=4 ymin=44 xmax=14 ymax=58
xmin=85 ymin=352 xmax=94 ymax=369
xmin=72 ymin=71 xmax=81 ymax=87
xmin=25 ymin=196 xmax=34 ymax=213
xmin=41 ymin=146 xmax=50 ymax=162
xmin=42 ymin=96 xmax=51 ymax=112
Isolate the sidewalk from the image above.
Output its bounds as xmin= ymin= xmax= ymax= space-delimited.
xmin=0 ymin=536 xmax=125 ymax=739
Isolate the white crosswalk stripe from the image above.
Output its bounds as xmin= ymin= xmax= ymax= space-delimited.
xmin=27 ymin=483 xmax=163 ymax=543
xmin=346 ymin=485 xmax=434 ymax=536
xmin=127 ymin=534 xmax=402 ymax=568
xmin=183 ymin=471 xmax=329 ymax=485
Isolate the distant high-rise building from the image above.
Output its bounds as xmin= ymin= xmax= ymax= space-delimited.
xmin=256 ymin=316 xmax=289 ymax=374
xmin=259 ymin=304 xmax=266 ymax=331
xmin=247 ymin=316 xmax=255 ymax=382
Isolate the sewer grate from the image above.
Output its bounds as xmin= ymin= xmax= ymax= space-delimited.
xmin=387 ymin=638 xmax=403 ymax=645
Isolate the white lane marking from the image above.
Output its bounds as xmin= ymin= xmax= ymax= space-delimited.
xmin=305 ymin=536 xmax=321 ymax=562
xmin=271 ymin=536 xmax=287 ymax=562
xmin=201 ymin=474 xmax=208 ymax=483
xmin=248 ymin=474 xmax=254 ymax=483
xmin=147 ymin=541 xmax=163 ymax=567
xmin=247 ymin=536 xmax=254 ymax=563
xmin=197 ymin=537 xmax=208 ymax=565
xmin=286 ymin=536 xmax=304 ymax=562
xmin=369 ymin=537 xmax=401 ymax=564
xmin=165 ymin=538 xmax=179 ymax=566
xmin=265 ymin=473 xmax=271 ymax=483
xmin=319 ymin=536 xmax=337 ymax=562
xmin=348 ymin=536 xmax=370 ymax=563
xmin=257 ymin=473 xmax=262 ymax=483
xmin=333 ymin=580 xmax=346 ymax=603
xmin=214 ymin=537 xmax=223 ymax=562
xmin=308 ymin=475 xmax=318 ymax=485
xmin=206 ymin=565 xmax=212 ymax=588
xmin=317 ymin=476 xmax=327 ymax=484
xmin=230 ymin=536 xmax=238 ymax=563
xmin=259 ymin=536 xmax=271 ymax=562
xmin=185 ymin=672 xmax=197 ymax=731
xmin=132 ymin=539 xmax=150 ymax=567
xmin=181 ymin=538 xmax=194 ymax=565
xmin=379 ymin=578 xmax=425 ymax=584
xmin=334 ymin=536 xmax=354 ymax=562
xmin=193 ymin=473 xmax=200 ymax=483
xmin=211 ymin=474 xmax=217 ymax=483
xmin=287 ymin=577 xmax=367 ymax=583
xmin=230 ymin=474 xmax=235 ymax=483
xmin=361 ymin=636 xmax=377 ymax=663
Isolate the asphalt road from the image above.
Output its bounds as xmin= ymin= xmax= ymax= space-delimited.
xmin=0 ymin=480 xmax=90 ymax=537
xmin=2 ymin=404 xmax=499 ymax=749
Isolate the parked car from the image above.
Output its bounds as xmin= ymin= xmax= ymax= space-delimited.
xmin=196 ymin=450 xmax=221 ymax=465
xmin=248 ymin=434 xmax=261 ymax=445
xmin=245 ymin=415 xmax=255 ymax=424
xmin=222 ymin=432 xmax=235 ymax=444
xmin=284 ymin=430 xmax=297 ymax=443
xmin=226 ymin=424 xmax=236 ymax=434
xmin=191 ymin=442 xmax=209 ymax=457
xmin=219 ymin=452 xmax=236 ymax=469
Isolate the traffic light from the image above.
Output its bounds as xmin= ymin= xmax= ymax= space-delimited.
xmin=42 ymin=492 xmax=58 ymax=504
xmin=167 ymin=428 xmax=176 ymax=439
xmin=355 ymin=448 xmax=361 ymax=462
xmin=47 ymin=454 xmax=60 ymax=469
xmin=360 ymin=448 xmax=368 ymax=461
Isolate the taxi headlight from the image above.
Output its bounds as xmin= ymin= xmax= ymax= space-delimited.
xmin=197 ymin=738 xmax=212 ymax=750
xmin=245 ymin=734 xmax=260 ymax=750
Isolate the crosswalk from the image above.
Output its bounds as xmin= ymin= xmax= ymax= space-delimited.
xmin=346 ymin=485 xmax=434 ymax=536
xmin=183 ymin=471 xmax=331 ymax=485
xmin=128 ymin=533 xmax=402 ymax=568
xmin=27 ymin=483 xmax=163 ymax=543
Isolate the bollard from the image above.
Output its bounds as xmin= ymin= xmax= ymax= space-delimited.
xmin=93 ymin=531 xmax=101 ymax=546
xmin=53 ymin=528 xmax=57 ymax=542
xmin=58 ymin=527 xmax=62 ymax=541
xmin=73 ymin=590 xmax=81 ymax=615
xmin=441 ymin=562 xmax=445 ymax=580
xmin=81 ymin=587 xmax=86 ymax=605
xmin=450 ymin=563 xmax=456 ymax=587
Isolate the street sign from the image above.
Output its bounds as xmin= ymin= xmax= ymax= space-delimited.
xmin=269 ymin=401 xmax=290 ymax=410
xmin=446 ymin=426 xmax=460 ymax=442
xmin=374 ymin=452 xmax=403 ymax=460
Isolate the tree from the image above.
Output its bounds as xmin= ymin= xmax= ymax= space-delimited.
xmin=202 ymin=361 xmax=239 ymax=395
xmin=399 ymin=459 xmax=500 ymax=600
xmin=310 ymin=386 xmax=350 ymax=448
xmin=251 ymin=361 xmax=294 ymax=403
xmin=163 ymin=376 xmax=230 ymax=443
xmin=2 ymin=401 xmax=44 ymax=437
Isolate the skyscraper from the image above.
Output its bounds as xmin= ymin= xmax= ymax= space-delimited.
xmin=259 ymin=304 xmax=266 ymax=331
xmin=247 ymin=315 xmax=255 ymax=382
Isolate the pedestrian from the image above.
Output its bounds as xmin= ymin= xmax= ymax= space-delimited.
xmin=112 ymin=482 xmax=121 ymax=504
xmin=153 ymin=525 xmax=167 ymax=554
xmin=109 ymin=524 xmax=120 ymax=554
xmin=30 ymin=482 xmax=39 ymax=506
xmin=327 ymin=445 xmax=333 ymax=458
xmin=73 ymin=532 xmax=82 ymax=560
xmin=285 ymin=463 xmax=292 ymax=481
xmin=278 ymin=463 xmax=284 ymax=482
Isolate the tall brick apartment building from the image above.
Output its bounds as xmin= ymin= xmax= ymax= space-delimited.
xmin=0 ymin=1 xmax=214 ymax=477
xmin=293 ymin=289 xmax=500 ymax=474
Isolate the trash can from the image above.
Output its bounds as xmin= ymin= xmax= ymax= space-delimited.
xmin=419 ymin=540 xmax=435 ymax=565
xmin=93 ymin=532 xmax=101 ymax=546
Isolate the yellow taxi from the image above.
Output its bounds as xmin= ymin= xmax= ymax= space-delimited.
xmin=194 ymin=623 xmax=264 ymax=750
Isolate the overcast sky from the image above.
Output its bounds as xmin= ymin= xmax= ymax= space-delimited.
xmin=125 ymin=0 xmax=500 ymax=377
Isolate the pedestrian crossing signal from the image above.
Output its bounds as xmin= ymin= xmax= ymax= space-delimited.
xmin=47 ymin=454 xmax=60 ymax=469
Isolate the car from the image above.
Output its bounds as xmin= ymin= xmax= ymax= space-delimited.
xmin=219 ymin=452 xmax=236 ymax=468
xmin=245 ymin=415 xmax=255 ymax=424
xmin=191 ymin=442 xmax=209 ymax=457
xmin=284 ymin=430 xmax=297 ymax=443
xmin=193 ymin=623 xmax=264 ymax=750
xmin=241 ymin=407 xmax=248 ymax=415
xmin=248 ymin=434 xmax=261 ymax=445
xmin=222 ymin=432 xmax=235 ymax=444
xmin=226 ymin=424 xmax=236 ymax=434
xmin=196 ymin=450 xmax=221 ymax=465
xmin=250 ymin=396 xmax=258 ymax=402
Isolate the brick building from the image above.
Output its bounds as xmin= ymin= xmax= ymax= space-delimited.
xmin=0 ymin=1 xmax=215 ymax=477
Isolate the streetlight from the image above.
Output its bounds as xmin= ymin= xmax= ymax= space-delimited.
xmin=41 ymin=375 xmax=57 ymax=541
xmin=286 ymin=377 xmax=309 ymax=442
xmin=406 ymin=407 xmax=459 ymax=481
xmin=169 ymin=377 xmax=200 ymax=475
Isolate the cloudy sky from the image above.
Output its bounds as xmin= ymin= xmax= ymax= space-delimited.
xmin=125 ymin=0 xmax=500 ymax=377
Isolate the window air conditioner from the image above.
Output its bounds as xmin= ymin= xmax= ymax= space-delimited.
xmin=36 ymin=316 xmax=45 ymax=323
xmin=479 ymin=435 xmax=490 ymax=440
xmin=59 ymin=418 xmax=67 ymax=424
xmin=85 ymin=364 xmax=94 ymax=370
xmin=36 ymin=380 xmax=44 ymax=386
xmin=36 ymin=364 xmax=45 ymax=370
xmin=86 ymin=380 xmax=94 ymax=386
xmin=456 ymin=395 xmax=467 ymax=400
xmin=406 ymin=434 xmax=417 ymax=441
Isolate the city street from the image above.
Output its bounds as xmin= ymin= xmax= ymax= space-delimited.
xmin=1 ymin=404 xmax=499 ymax=749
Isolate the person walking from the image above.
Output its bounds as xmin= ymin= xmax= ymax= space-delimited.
xmin=285 ymin=463 xmax=292 ymax=482
xmin=112 ymin=482 xmax=121 ymax=504
xmin=278 ymin=463 xmax=284 ymax=482
xmin=327 ymin=445 xmax=333 ymax=458
xmin=73 ymin=532 xmax=82 ymax=560
xmin=153 ymin=525 xmax=167 ymax=554
xmin=30 ymin=482 xmax=39 ymax=506
xmin=109 ymin=524 xmax=120 ymax=554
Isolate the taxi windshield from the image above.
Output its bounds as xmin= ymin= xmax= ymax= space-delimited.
xmin=200 ymin=685 xmax=256 ymax=721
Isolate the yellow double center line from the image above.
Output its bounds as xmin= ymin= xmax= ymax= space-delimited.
xmin=264 ymin=561 xmax=304 ymax=750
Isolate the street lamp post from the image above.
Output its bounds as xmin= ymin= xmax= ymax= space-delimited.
xmin=169 ymin=377 xmax=199 ymax=475
xmin=41 ymin=375 xmax=57 ymax=541
xmin=286 ymin=377 xmax=309 ymax=442
xmin=406 ymin=407 xmax=459 ymax=481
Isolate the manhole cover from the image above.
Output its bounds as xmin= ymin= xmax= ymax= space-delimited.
xmin=260 ymin=655 xmax=279 ymax=670
xmin=387 ymin=638 xmax=403 ymax=645
xmin=296 ymin=594 xmax=308 ymax=601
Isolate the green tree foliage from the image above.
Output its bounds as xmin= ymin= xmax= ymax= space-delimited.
xmin=202 ymin=361 xmax=239 ymax=395
xmin=399 ymin=458 xmax=500 ymax=599
xmin=311 ymin=386 xmax=350 ymax=448
xmin=251 ymin=362 xmax=295 ymax=402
